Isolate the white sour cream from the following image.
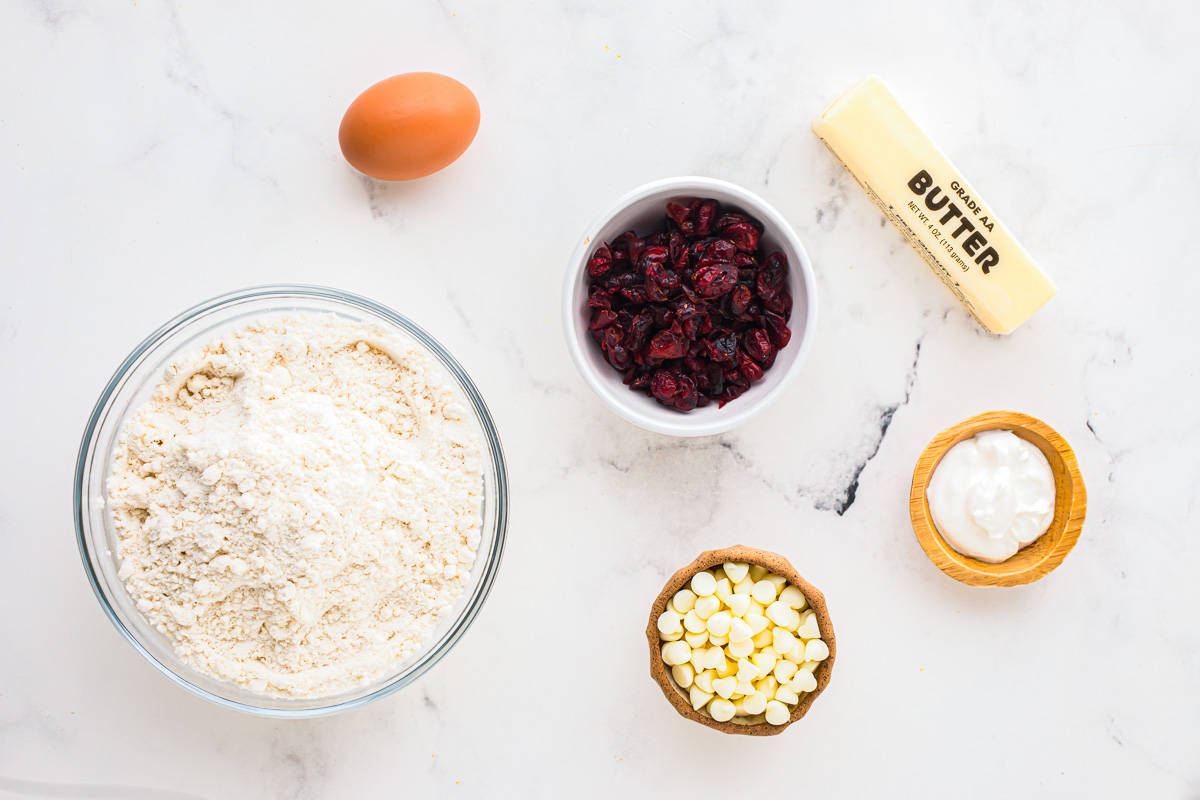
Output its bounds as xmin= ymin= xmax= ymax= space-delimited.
xmin=926 ymin=429 xmax=1055 ymax=563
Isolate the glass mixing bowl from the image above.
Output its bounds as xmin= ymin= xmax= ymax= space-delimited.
xmin=74 ymin=285 xmax=508 ymax=717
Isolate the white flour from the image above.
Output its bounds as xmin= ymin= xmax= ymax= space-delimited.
xmin=107 ymin=314 xmax=483 ymax=697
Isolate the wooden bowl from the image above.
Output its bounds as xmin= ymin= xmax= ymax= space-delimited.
xmin=909 ymin=411 xmax=1087 ymax=587
xmin=646 ymin=545 xmax=835 ymax=735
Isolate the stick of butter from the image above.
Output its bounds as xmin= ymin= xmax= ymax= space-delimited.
xmin=812 ymin=76 xmax=1055 ymax=334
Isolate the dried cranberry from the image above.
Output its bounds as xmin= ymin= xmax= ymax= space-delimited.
xmin=695 ymin=200 xmax=718 ymax=237
xmin=644 ymin=279 xmax=669 ymax=303
xmin=666 ymin=202 xmax=690 ymax=228
xmin=673 ymin=297 xmax=701 ymax=321
xmin=645 ymin=261 xmax=680 ymax=290
xmin=729 ymin=284 xmax=752 ymax=317
xmin=724 ymin=223 xmax=760 ymax=252
xmin=607 ymin=271 xmax=639 ymax=291
xmin=738 ymin=351 xmax=765 ymax=382
xmin=763 ymin=289 xmax=792 ymax=317
xmin=668 ymin=230 xmax=687 ymax=267
xmin=716 ymin=212 xmax=761 ymax=232
xmin=743 ymin=328 xmax=774 ymax=364
xmin=603 ymin=325 xmax=624 ymax=352
xmin=638 ymin=245 xmax=670 ymax=272
xmin=587 ymin=244 xmax=613 ymax=277
xmin=651 ymin=370 xmax=679 ymax=401
xmin=619 ymin=286 xmax=648 ymax=304
xmin=764 ymin=311 xmax=792 ymax=349
xmin=756 ymin=252 xmax=788 ymax=299
xmin=696 ymin=238 xmax=736 ymax=264
xmin=587 ymin=288 xmax=612 ymax=310
xmin=692 ymin=262 xmax=738 ymax=298
xmin=704 ymin=332 xmax=738 ymax=365
xmin=625 ymin=312 xmax=654 ymax=352
xmin=589 ymin=308 xmax=618 ymax=331
xmin=647 ymin=328 xmax=687 ymax=361
xmin=673 ymin=373 xmax=698 ymax=410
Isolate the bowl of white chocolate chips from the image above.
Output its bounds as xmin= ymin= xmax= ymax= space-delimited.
xmin=647 ymin=545 xmax=835 ymax=735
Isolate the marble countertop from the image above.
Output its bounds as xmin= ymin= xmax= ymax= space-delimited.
xmin=2 ymin=0 xmax=1197 ymax=796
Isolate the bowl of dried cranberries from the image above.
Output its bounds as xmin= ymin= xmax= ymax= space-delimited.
xmin=563 ymin=177 xmax=817 ymax=436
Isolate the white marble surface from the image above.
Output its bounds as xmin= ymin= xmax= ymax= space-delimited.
xmin=2 ymin=0 xmax=1198 ymax=797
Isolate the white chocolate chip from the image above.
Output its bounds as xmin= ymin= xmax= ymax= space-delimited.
xmin=805 ymin=639 xmax=830 ymax=662
xmin=774 ymin=659 xmax=798 ymax=683
xmin=752 ymin=648 xmax=778 ymax=675
xmin=765 ymin=600 xmax=792 ymax=627
xmin=772 ymin=628 xmax=797 ymax=654
xmin=765 ymin=573 xmax=788 ymax=592
xmin=751 ymin=580 xmax=777 ymax=605
xmin=784 ymin=639 xmax=806 ymax=664
xmin=796 ymin=612 xmax=821 ymax=640
xmin=685 ymin=631 xmax=709 ymax=648
xmin=756 ymin=675 xmax=778 ymax=700
xmin=736 ymin=658 xmax=761 ymax=682
xmin=741 ymin=691 xmax=768 ymax=715
xmin=722 ymin=562 xmax=750 ymax=583
xmin=728 ymin=617 xmax=752 ymax=643
xmin=728 ymin=638 xmax=754 ymax=658
xmin=694 ymin=669 xmax=716 ymax=693
xmin=659 ymin=629 xmax=683 ymax=642
xmin=672 ymin=663 xmax=694 ymax=689
xmin=712 ymin=676 xmax=737 ymax=699
xmin=714 ymin=578 xmax=733 ymax=604
xmin=708 ymin=633 xmax=728 ymax=647
xmin=726 ymin=594 xmax=752 ymax=618
xmin=749 ymin=565 xmax=769 ymax=581
xmin=715 ymin=657 xmax=737 ymax=678
xmin=690 ymin=571 xmax=717 ymax=597
xmin=706 ymin=610 xmax=732 ymax=638
xmin=751 ymin=629 xmax=774 ymax=649
xmin=661 ymin=641 xmax=691 ymax=666
xmin=764 ymin=699 xmax=789 ymax=725
xmin=790 ymin=669 xmax=817 ymax=693
xmin=732 ymin=576 xmax=754 ymax=596
xmin=708 ymin=697 xmax=736 ymax=722
xmin=694 ymin=595 xmax=721 ymax=621
xmin=744 ymin=613 xmax=769 ymax=636
xmin=779 ymin=585 xmax=807 ymax=610
xmin=671 ymin=589 xmax=697 ymax=614
xmin=705 ymin=646 xmax=727 ymax=670
xmin=657 ymin=610 xmax=684 ymax=636
xmin=683 ymin=609 xmax=706 ymax=634
xmin=774 ymin=685 xmax=800 ymax=705
xmin=690 ymin=686 xmax=714 ymax=711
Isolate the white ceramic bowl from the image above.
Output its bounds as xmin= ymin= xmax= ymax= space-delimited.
xmin=562 ymin=177 xmax=817 ymax=437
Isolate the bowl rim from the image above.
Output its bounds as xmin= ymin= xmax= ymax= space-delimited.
xmin=561 ymin=176 xmax=818 ymax=437
xmin=646 ymin=545 xmax=835 ymax=735
xmin=908 ymin=410 xmax=1086 ymax=587
xmin=73 ymin=283 xmax=509 ymax=718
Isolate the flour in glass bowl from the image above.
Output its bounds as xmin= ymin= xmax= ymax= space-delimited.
xmin=106 ymin=314 xmax=484 ymax=698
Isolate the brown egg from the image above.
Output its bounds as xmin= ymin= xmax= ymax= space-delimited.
xmin=338 ymin=72 xmax=480 ymax=181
